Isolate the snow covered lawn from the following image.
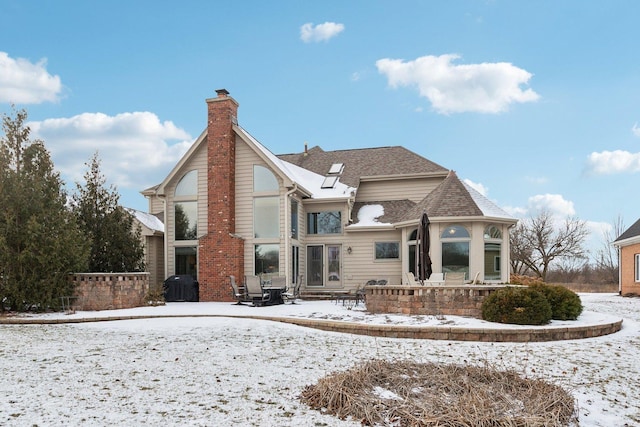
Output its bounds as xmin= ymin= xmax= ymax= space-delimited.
xmin=1 ymin=293 xmax=638 ymax=426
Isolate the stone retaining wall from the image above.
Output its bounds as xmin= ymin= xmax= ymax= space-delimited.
xmin=69 ymin=273 xmax=150 ymax=311
xmin=365 ymin=285 xmax=505 ymax=318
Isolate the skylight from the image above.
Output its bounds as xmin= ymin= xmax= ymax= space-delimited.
xmin=321 ymin=175 xmax=339 ymax=188
xmin=328 ymin=163 xmax=344 ymax=175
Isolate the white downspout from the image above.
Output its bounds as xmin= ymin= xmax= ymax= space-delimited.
xmin=284 ymin=184 xmax=298 ymax=285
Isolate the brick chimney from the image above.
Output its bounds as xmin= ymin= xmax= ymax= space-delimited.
xmin=198 ymin=89 xmax=244 ymax=301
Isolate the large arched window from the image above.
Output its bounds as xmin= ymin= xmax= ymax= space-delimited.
xmin=253 ymin=165 xmax=280 ymax=276
xmin=253 ymin=165 xmax=278 ymax=192
xmin=484 ymin=225 xmax=502 ymax=280
xmin=441 ymin=225 xmax=470 ymax=279
xmin=174 ymin=171 xmax=197 ymax=240
xmin=174 ymin=170 xmax=198 ymax=278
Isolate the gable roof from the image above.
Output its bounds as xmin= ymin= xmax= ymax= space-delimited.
xmin=613 ymin=217 xmax=640 ymax=246
xmin=277 ymin=145 xmax=448 ymax=188
xmin=403 ymin=171 xmax=514 ymax=222
xmin=234 ymin=126 xmax=355 ymax=199
xmin=128 ymin=208 xmax=164 ymax=234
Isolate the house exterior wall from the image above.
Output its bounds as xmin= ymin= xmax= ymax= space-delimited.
xmin=145 ymin=235 xmax=164 ymax=291
xmin=147 ymin=91 xmax=516 ymax=301
xmin=342 ymin=229 xmax=403 ymax=287
xmin=148 ymin=196 xmax=164 ymax=216
xmin=356 ymin=177 xmax=441 ymax=203
xmin=620 ymin=242 xmax=640 ymax=295
xmin=234 ymin=138 xmax=289 ymax=279
xmin=165 ymin=142 xmax=208 ymax=278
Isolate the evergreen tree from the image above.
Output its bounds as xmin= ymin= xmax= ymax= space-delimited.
xmin=0 ymin=108 xmax=88 ymax=312
xmin=72 ymin=152 xmax=145 ymax=272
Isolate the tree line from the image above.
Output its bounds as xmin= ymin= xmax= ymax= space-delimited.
xmin=510 ymin=210 xmax=622 ymax=286
xmin=0 ymin=108 xmax=144 ymax=312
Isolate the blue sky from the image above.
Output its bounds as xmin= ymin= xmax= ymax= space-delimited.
xmin=1 ymin=0 xmax=639 ymax=255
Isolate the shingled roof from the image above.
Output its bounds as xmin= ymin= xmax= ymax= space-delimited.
xmin=403 ymin=171 xmax=513 ymax=221
xmin=351 ymin=200 xmax=417 ymax=225
xmin=614 ymin=217 xmax=640 ymax=243
xmin=277 ymin=145 xmax=448 ymax=188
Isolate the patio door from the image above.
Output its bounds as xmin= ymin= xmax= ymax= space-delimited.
xmin=306 ymin=244 xmax=342 ymax=287
xmin=307 ymin=245 xmax=323 ymax=286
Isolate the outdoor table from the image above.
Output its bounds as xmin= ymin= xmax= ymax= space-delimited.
xmin=261 ymin=286 xmax=285 ymax=305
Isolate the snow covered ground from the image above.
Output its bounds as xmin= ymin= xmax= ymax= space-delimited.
xmin=1 ymin=293 xmax=638 ymax=426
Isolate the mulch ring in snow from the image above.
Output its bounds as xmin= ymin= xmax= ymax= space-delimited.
xmin=300 ymin=359 xmax=578 ymax=426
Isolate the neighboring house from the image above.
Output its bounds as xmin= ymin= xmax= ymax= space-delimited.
xmin=613 ymin=218 xmax=640 ymax=295
xmin=129 ymin=209 xmax=165 ymax=291
xmin=142 ymin=89 xmax=517 ymax=301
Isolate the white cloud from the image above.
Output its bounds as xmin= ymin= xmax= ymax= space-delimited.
xmin=632 ymin=123 xmax=640 ymax=137
xmin=585 ymin=150 xmax=640 ymax=175
xmin=505 ymin=193 xmax=575 ymax=219
xmin=0 ymin=52 xmax=62 ymax=104
xmin=29 ymin=111 xmax=193 ymax=190
xmin=463 ymin=178 xmax=487 ymax=196
xmin=376 ymin=54 xmax=539 ymax=114
xmin=300 ymin=22 xmax=344 ymax=43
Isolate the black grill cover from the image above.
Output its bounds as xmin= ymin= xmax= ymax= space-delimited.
xmin=163 ymin=275 xmax=199 ymax=302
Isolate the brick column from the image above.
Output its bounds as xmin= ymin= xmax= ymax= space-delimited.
xmin=198 ymin=89 xmax=245 ymax=301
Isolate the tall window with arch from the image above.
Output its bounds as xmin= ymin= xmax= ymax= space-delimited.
xmin=174 ymin=170 xmax=198 ymax=240
xmin=441 ymin=225 xmax=470 ymax=279
xmin=484 ymin=225 xmax=502 ymax=281
xmin=174 ymin=170 xmax=198 ymax=278
xmin=253 ymin=165 xmax=280 ymax=276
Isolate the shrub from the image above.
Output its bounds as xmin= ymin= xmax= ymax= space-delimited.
xmin=509 ymin=274 xmax=546 ymax=287
xmin=529 ymin=284 xmax=583 ymax=320
xmin=482 ymin=287 xmax=552 ymax=325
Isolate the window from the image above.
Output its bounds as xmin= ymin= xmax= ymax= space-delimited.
xmin=254 ymin=197 xmax=279 ymax=238
xmin=307 ymin=211 xmax=342 ymax=234
xmin=328 ymin=163 xmax=344 ymax=174
xmin=291 ymin=199 xmax=298 ymax=239
xmin=253 ymin=165 xmax=278 ymax=192
xmin=255 ymin=244 xmax=279 ymax=275
xmin=175 ymin=246 xmax=197 ymax=279
xmin=175 ymin=170 xmax=197 ymax=197
xmin=441 ymin=224 xmax=470 ymax=279
xmin=484 ymin=226 xmax=502 ymax=281
xmin=636 ymin=254 xmax=640 ymax=282
xmin=321 ymin=175 xmax=338 ymax=189
xmin=175 ymin=201 xmax=197 ymax=240
xmin=375 ymin=242 xmax=400 ymax=260
xmin=174 ymin=171 xmax=198 ymax=240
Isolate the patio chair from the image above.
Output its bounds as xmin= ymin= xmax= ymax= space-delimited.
xmin=405 ymin=272 xmax=421 ymax=286
xmin=425 ymin=273 xmax=444 ymax=285
xmin=282 ymin=275 xmax=302 ymax=304
xmin=376 ymin=279 xmax=388 ymax=286
xmin=269 ymin=276 xmax=287 ymax=289
xmin=444 ymin=272 xmax=465 ymax=285
xmin=245 ymin=275 xmax=270 ymax=306
xmin=230 ymin=275 xmax=250 ymax=305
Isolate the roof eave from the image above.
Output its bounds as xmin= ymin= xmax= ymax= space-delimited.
xmin=359 ymin=171 xmax=449 ymax=182
xmin=613 ymin=235 xmax=640 ymax=248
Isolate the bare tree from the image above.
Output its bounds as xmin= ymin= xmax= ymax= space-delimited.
xmin=510 ymin=210 xmax=589 ymax=282
xmin=594 ymin=215 xmax=624 ymax=285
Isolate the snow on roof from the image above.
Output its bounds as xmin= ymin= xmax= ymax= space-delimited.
xmin=235 ymin=125 xmax=354 ymax=199
xmin=128 ymin=209 xmax=164 ymax=233
xmin=349 ymin=204 xmax=392 ymax=227
xmin=462 ymin=182 xmax=513 ymax=220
